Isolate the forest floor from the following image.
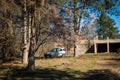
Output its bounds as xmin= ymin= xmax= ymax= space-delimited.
xmin=0 ymin=53 xmax=120 ymax=80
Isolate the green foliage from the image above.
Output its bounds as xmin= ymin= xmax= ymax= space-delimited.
xmin=96 ymin=13 xmax=119 ymax=39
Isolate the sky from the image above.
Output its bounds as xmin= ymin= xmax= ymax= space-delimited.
xmin=113 ymin=0 xmax=120 ymax=33
xmin=112 ymin=16 xmax=120 ymax=32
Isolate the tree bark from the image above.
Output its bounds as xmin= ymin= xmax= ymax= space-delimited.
xmin=28 ymin=42 xmax=35 ymax=71
xmin=27 ymin=10 xmax=36 ymax=71
xmin=27 ymin=26 xmax=36 ymax=71
xmin=22 ymin=0 xmax=29 ymax=64
xmin=73 ymin=1 xmax=78 ymax=57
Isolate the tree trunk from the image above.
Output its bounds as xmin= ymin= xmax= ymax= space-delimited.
xmin=27 ymin=12 xmax=36 ymax=71
xmin=73 ymin=41 xmax=76 ymax=57
xmin=73 ymin=1 xmax=78 ymax=57
xmin=27 ymin=27 xmax=36 ymax=71
xmin=27 ymin=42 xmax=35 ymax=71
xmin=22 ymin=0 xmax=29 ymax=64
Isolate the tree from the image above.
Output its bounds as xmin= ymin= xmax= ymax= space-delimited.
xmin=96 ymin=13 xmax=119 ymax=39
xmin=0 ymin=0 xmax=21 ymax=62
xmin=26 ymin=0 xmax=52 ymax=71
xmin=49 ymin=0 xmax=84 ymax=57
xmin=21 ymin=0 xmax=50 ymax=65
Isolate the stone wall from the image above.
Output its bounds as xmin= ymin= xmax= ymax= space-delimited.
xmin=75 ymin=40 xmax=94 ymax=56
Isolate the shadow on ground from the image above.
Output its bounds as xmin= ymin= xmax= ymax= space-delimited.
xmin=0 ymin=65 xmax=120 ymax=80
xmin=104 ymin=57 xmax=120 ymax=61
xmin=83 ymin=69 xmax=120 ymax=80
xmin=0 ymin=67 xmax=80 ymax=80
xmin=101 ymin=57 xmax=120 ymax=68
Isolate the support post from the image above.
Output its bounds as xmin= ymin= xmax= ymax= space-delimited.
xmin=94 ymin=36 xmax=98 ymax=54
xmin=107 ymin=37 xmax=110 ymax=53
xmin=94 ymin=43 xmax=97 ymax=54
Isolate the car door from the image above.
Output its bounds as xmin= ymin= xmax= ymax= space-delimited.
xmin=54 ymin=48 xmax=59 ymax=57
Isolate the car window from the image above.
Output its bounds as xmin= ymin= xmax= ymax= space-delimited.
xmin=56 ymin=48 xmax=60 ymax=52
xmin=50 ymin=48 xmax=59 ymax=52
xmin=59 ymin=49 xmax=62 ymax=51
xmin=51 ymin=49 xmax=55 ymax=52
xmin=50 ymin=48 xmax=65 ymax=52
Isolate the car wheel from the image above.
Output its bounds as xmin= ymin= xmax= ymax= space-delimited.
xmin=48 ymin=55 xmax=52 ymax=58
xmin=44 ymin=55 xmax=47 ymax=58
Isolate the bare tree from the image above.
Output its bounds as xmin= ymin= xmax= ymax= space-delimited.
xmin=26 ymin=0 xmax=51 ymax=71
xmin=0 ymin=0 xmax=20 ymax=62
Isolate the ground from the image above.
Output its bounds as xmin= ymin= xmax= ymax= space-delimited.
xmin=0 ymin=53 xmax=120 ymax=80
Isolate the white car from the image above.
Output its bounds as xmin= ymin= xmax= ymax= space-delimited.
xmin=44 ymin=48 xmax=66 ymax=58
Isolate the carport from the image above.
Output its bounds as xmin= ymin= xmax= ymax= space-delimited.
xmin=94 ymin=38 xmax=120 ymax=54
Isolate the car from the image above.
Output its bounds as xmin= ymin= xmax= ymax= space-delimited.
xmin=44 ymin=48 xmax=66 ymax=58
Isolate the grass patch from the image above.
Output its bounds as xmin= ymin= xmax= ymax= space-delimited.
xmin=0 ymin=53 xmax=120 ymax=80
